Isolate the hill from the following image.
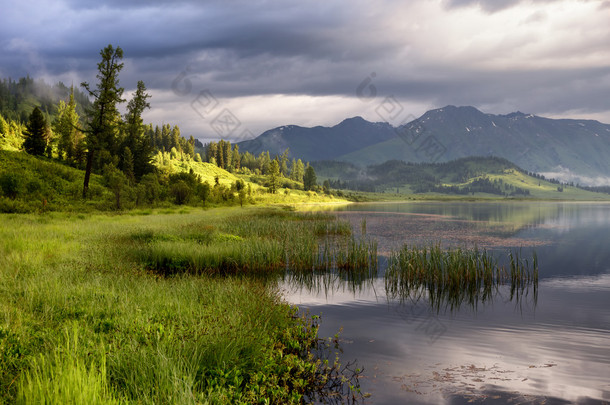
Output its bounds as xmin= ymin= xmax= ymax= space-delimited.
xmin=313 ymin=156 xmax=610 ymax=200
xmin=0 ymin=76 xmax=92 ymax=123
xmin=237 ymin=106 xmax=610 ymax=186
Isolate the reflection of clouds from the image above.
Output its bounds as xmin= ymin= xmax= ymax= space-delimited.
xmin=541 ymin=273 xmax=610 ymax=292
xmin=284 ymin=202 xmax=610 ymax=403
xmin=279 ymin=276 xmax=386 ymax=307
xmin=540 ymin=204 xmax=610 ymax=233
xmin=281 ymin=273 xmax=610 ymax=403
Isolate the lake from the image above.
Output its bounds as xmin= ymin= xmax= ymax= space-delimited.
xmin=281 ymin=201 xmax=610 ymax=404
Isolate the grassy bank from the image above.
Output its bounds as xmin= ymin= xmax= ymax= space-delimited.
xmin=0 ymin=207 xmax=365 ymax=404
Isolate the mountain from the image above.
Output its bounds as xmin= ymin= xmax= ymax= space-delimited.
xmin=237 ymin=106 xmax=610 ymax=185
xmin=236 ymin=116 xmax=396 ymax=160
xmin=340 ymin=106 xmax=610 ymax=185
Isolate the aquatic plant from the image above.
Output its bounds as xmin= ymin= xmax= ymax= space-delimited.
xmin=385 ymin=244 xmax=538 ymax=311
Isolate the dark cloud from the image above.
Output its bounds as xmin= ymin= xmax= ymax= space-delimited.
xmin=1 ymin=0 xmax=609 ymax=138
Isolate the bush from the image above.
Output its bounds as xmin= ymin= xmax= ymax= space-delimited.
xmin=0 ymin=173 xmax=20 ymax=199
xmin=170 ymin=180 xmax=192 ymax=205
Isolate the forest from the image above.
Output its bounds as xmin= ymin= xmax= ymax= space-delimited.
xmin=0 ymin=46 xmax=325 ymax=213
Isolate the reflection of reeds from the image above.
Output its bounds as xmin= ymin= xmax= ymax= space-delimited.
xmin=385 ymin=244 xmax=538 ymax=311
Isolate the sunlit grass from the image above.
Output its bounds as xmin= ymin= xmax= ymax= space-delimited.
xmin=0 ymin=207 xmax=365 ymax=403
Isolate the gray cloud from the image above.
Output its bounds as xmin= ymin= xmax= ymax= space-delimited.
xmin=1 ymin=0 xmax=609 ymax=139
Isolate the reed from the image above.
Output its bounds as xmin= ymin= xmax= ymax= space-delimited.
xmin=134 ymin=208 xmax=379 ymax=280
xmin=385 ymin=244 xmax=538 ymax=311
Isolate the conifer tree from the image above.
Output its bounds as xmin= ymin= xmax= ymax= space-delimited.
xmin=303 ymin=164 xmax=317 ymax=191
xmin=81 ymin=44 xmax=125 ymax=198
xmin=53 ymin=87 xmax=81 ymax=161
xmin=268 ymin=159 xmax=280 ymax=193
xmin=23 ymin=107 xmax=47 ymax=156
xmin=123 ymin=80 xmax=153 ymax=178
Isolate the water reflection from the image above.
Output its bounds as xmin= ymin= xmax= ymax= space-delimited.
xmin=283 ymin=202 xmax=610 ymax=404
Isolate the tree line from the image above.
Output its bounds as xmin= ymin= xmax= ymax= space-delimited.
xmin=1 ymin=45 xmax=320 ymax=209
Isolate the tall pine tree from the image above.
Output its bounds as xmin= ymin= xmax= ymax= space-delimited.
xmin=81 ymin=44 xmax=125 ymax=198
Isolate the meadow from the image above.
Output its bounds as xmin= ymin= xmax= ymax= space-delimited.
xmin=0 ymin=207 xmax=369 ymax=404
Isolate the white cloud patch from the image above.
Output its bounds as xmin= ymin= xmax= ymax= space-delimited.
xmin=540 ymin=166 xmax=610 ymax=186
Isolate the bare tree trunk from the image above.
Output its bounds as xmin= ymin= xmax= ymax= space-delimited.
xmin=82 ymin=149 xmax=94 ymax=199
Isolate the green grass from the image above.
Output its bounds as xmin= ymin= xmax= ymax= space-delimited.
xmin=133 ymin=208 xmax=377 ymax=279
xmin=0 ymin=207 xmax=365 ymax=404
xmin=385 ymin=244 xmax=538 ymax=311
xmin=0 ymin=150 xmax=111 ymax=213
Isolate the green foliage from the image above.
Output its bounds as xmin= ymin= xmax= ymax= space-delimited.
xmin=0 ymin=112 xmax=24 ymax=151
xmin=0 ymin=172 xmax=20 ymax=199
xmin=268 ymin=159 xmax=280 ymax=193
xmin=17 ymin=328 xmax=120 ymax=404
xmin=103 ymin=164 xmax=129 ymax=210
xmin=23 ymin=107 xmax=47 ymax=156
xmin=138 ymin=173 xmax=161 ymax=205
xmin=121 ymin=147 xmax=135 ymax=185
xmin=290 ymin=158 xmax=305 ymax=183
xmin=135 ymin=209 xmax=377 ymax=278
xmin=53 ymin=88 xmax=84 ymax=165
xmin=303 ymin=164 xmax=317 ymax=191
xmin=199 ymin=181 xmax=211 ymax=206
xmin=0 ymin=150 xmax=112 ymax=212
xmin=170 ymin=180 xmax=191 ymax=205
xmin=81 ymin=44 xmax=126 ymax=196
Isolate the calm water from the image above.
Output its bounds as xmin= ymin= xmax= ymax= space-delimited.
xmin=281 ymin=202 xmax=610 ymax=404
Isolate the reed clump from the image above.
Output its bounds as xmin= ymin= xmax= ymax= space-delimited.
xmin=133 ymin=208 xmax=378 ymax=278
xmin=385 ymin=244 xmax=538 ymax=311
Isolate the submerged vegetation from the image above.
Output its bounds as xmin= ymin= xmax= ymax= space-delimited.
xmin=385 ymin=244 xmax=538 ymax=311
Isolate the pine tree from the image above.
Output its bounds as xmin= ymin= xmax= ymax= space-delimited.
xmin=122 ymin=147 xmax=135 ymax=185
xmin=303 ymin=164 xmax=317 ymax=191
xmin=186 ymin=136 xmax=195 ymax=159
xmin=206 ymin=141 xmax=217 ymax=163
xmin=279 ymin=149 xmax=289 ymax=176
xmin=53 ymin=87 xmax=81 ymax=161
xmin=291 ymin=159 xmax=305 ymax=183
xmin=268 ymin=159 xmax=280 ymax=193
xmin=123 ymin=80 xmax=152 ymax=178
xmin=232 ymin=145 xmax=241 ymax=171
xmin=23 ymin=107 xmax=47 ymax=155
xmin=216 ymin=140 xmax=224 ymax=169
xmin=223 ymin=140 xmax=232 ymax=170
xmin=81 ymin=44 xmax=125 ymax=198
xmin=171 ymin=126 xmax=181 ymax=151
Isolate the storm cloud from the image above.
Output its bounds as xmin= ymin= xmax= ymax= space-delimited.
xmin=1 ymin=0 xmax=609 ymax=141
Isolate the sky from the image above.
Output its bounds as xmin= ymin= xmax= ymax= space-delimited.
xmin=1 ymin=0 xmax=609 ymax=143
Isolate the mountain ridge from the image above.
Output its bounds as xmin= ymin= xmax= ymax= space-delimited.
xmin=237 ymin=105 xmax=610 ymax=185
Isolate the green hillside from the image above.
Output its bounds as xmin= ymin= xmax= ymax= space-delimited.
xmin=0 ymin=149 xmax=344 ymax=213
xmin=315 ymin=157 xmax=610 ymax=200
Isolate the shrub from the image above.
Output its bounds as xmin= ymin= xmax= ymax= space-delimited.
xmin=170 ymin=180 xmax=191 ymax=205
xmin=0 ymin=173 xmax=20 ymax=199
